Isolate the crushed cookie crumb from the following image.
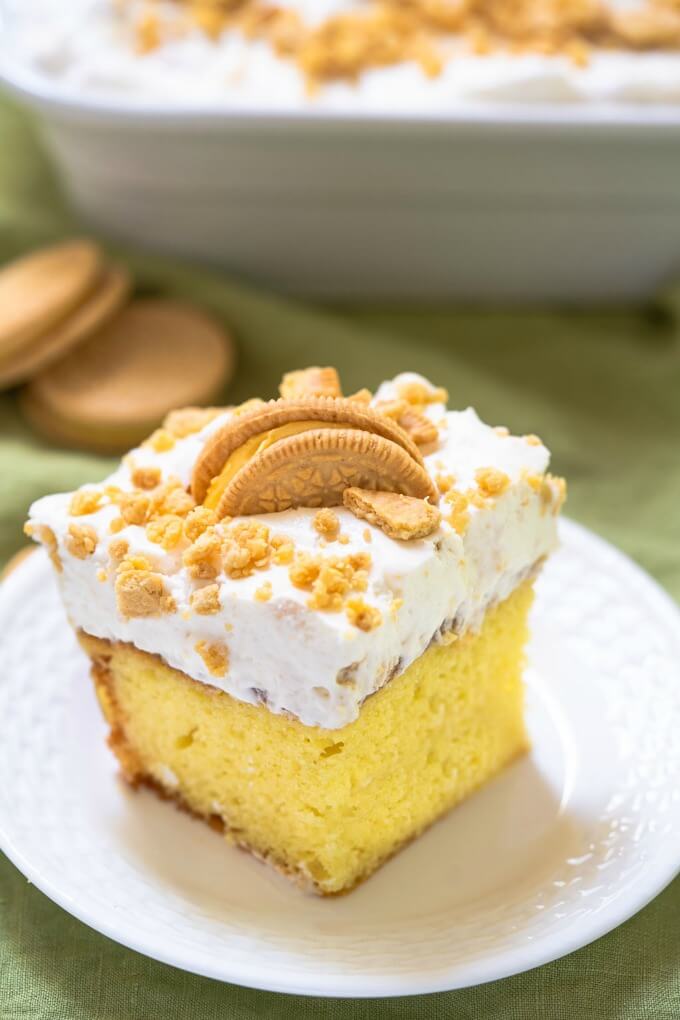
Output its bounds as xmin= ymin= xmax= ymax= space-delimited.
xmin=435 ymin=473 xmax=456 ymax=494
xmin=313 ymin=508 xmax=340 ymax=540
xmin=131 ymin=465 xmax=162 ymax=490
xmin=396 ymin=380 xmax=448 ymax=408
xmin=346 ymin=598 xmax=382 ymax=631
xmin=149 ymin=478 xmax=196 ymax=518
xmin=184 ymin=529 xmax=223 ymax=580
xmin=184 ymin=506 xmax=218 ymax=543
xmin=146 ymin=514 xmax=185 ymax=551
xmin=109 ymin=516 xmax=126 ymax=534
xmin=69 ymin=490 xmax=102 ymax=517
xmin=163 ymin=406 xmax=225 ymax=438
xmin=119 ymin=492 xmax=151 ymax=526
xmin=445 ymin=490 xmax=470 ymax=535
xmin=108 ymin=538 xmax=129 ymax=563
xmin=195 ymin=639 xmax=229 ymax=677
xmin=523 ymin=434 xmax=543 ymax=446
xmin=145 ymin=429 xmax=176 ymax=453
xmin=475 ymin=467 xmax=511 ymax=497
xmin=190 ymin=583 xmax=222 ymax=615
xmin=135 ymin=10 xmax=161 ymax=54
xmin=494 ymin=426 xmax=510 ymax=437
xmin=271 ymin=533 xmax=295 ymax=565
xmin=115 ymin=563 xmax=176 ymax=618
xmin=66 ymin=523 xmax=98 ymax=559
xmin=337 ymin=533 xmax=350 ymax=545
xmin=134 ymin=2 xmax=680 ymax=88
xmin=363 ymin=528 xmax=372 ymax=543
xmin=97 ymin=568 xmax=108 ymax=582
xmin=255 ymin=581 xmax=273 ymax=602
xmin=222 ymin=521 xmax=272 ymax=579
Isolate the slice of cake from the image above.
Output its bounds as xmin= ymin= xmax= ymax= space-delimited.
xmin=26 ymin=368 xmax=565 ymax=895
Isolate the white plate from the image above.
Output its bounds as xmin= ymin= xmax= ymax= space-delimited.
xmin=1 ymin=519 xmax=679 ymax=998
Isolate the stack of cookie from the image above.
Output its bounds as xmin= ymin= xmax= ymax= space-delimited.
xmin=0 ymin=240 xmax=235 ymax=453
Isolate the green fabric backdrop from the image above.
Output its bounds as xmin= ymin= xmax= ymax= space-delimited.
xmin=0 ymin=92 xmax=678 ymax=1019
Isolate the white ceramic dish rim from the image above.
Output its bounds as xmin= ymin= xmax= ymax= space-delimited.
xmin=2 ymin=54 xmax=680 ymax=130
xmin=1 ymin=517 xmax=679 ymax=998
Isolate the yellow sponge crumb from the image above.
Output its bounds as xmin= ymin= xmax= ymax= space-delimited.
xmin=83 ymin=581 xmax=533 ymax=894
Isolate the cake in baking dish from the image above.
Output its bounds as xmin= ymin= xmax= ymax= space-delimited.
xmin=26 ymin=367 xmax=565 ymax=894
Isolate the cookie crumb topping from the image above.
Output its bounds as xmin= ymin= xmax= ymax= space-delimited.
xmin=345 ymin=598 xmax=382 ymax=632
xmin=66 ymin=523 xmax=98 ymax=559
xmin=195 ymin=639 xmax=230 ymax=677
xmin=69 ymin=490 xmax=102 ymax=517
xmin=475 ymin=467 xmax=511 ymax=497
xmin=190 ymin=583 xmax=222 ymax=615
xmin=313 ymin=508 xmax=340 ymax=540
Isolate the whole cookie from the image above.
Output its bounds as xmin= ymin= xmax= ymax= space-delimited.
xmin=22 ymin=298 xmax=235 ymax=452
xmin=0 ymin=264 xmax=130 ymax=390
xmin=0 ymin=240 xmax=102 ymax=358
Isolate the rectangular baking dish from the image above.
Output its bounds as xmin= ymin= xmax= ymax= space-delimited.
xmin=3 ymin=59 xmax=680 ymax=302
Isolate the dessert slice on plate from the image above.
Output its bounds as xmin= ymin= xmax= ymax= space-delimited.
xmin=26 ymin=368 xmax=565 ymax=895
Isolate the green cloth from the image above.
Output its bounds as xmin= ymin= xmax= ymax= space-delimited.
xmin=1 ymin=92 xmax=679 ymax=1019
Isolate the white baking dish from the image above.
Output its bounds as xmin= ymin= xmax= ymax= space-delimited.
xmin=3 ymin=54 xmax=680 ymax=302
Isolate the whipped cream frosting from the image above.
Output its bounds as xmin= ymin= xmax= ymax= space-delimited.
xmin=27 ymin=373 xmax=561 ymax=730
xmin=5 ymin=0 xmax=680 ymax=107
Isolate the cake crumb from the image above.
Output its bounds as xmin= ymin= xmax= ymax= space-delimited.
xmin=255 ymin=581 xmax=273 ymax=602
xmin=109 ymin=516 xmax=126 ymax=534
xmin=475 ymin=467 xmax=511 ymax=497
xmin=363 ymin=528 xmax=372 ymax=543
xmin=523 ymin=434 xmax=543 ymax=446
xmin=313 ymin=508 xmax=340 ymax=540
xmin=494 ymin=425 xmax=510 ymax=437
xmin=191 ymin=583 xmax=222 ymax=615
xmin=97 ymin=568 xmax=108 ymax=582
xmin=69 ymin=490 xmax=102 ymax=516
xmin=66 ymin=523 xmax=98 ymax=559
xmin=195 ymin=639 xmax=229 ymax=677
xmin=337 ymin=533 xmax=350 ymax=545
xmin=346 ymin=598 xmax=382 ymax=632
xmin=131 ymin=465 xmax=162 ymax=490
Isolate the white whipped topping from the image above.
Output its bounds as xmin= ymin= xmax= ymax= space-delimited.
xmin=4 ymin=0 xmax=680 ymax=108
xmin=28 ymin=373 xmax=560 ymax=729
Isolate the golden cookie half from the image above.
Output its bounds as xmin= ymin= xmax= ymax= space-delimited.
xmin=0 ymin=264 xmax=131 ymax=390
xmin=343 ymin=488 xmax=441 ymax=540
xmin=0 ymin=240 xmax=102 ymax=358
xmin=192 ymin=395 xmax=425 ymax=505
xmin=213 ymin=428 xmax=437 ymax=518
xmin=22 ymin=298 xmax=235 ymax=453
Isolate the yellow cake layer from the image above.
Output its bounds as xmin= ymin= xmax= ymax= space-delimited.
xmin=82 ymin=580 xmax=533 ymax=895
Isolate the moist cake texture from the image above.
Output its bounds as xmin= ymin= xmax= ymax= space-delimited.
xmin=27 ymin=369 xmax=565 ymax=893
